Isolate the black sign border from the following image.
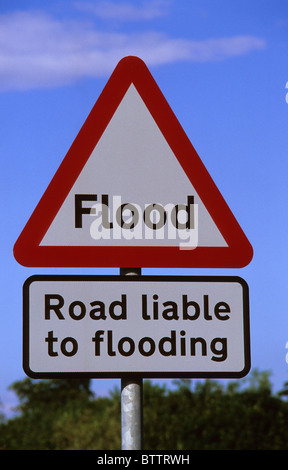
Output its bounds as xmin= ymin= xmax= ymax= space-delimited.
xmin=23 ymin=275 xmax=250 ymax=379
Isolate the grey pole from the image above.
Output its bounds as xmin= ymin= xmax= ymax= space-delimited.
xmin=121 ymin=376 xmax=143 ymax=450
xmin=120 ymin=268 xmax=143 ymax=450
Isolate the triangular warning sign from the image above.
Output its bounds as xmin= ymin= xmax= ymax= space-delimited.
xmin=13 ymin=56 xmax=253 ymax=268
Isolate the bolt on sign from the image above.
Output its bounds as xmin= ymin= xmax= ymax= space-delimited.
xmin=23 ymin=275 xmax=250 ymax=379
xmin=13 ymin=56 xmax=253 ymax=269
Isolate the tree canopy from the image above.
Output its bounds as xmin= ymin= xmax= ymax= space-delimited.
xmin=1 ymin=370 xmax=288 ymax=450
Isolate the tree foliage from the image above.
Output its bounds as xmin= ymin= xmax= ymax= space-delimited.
xmin=1 ymin=370 xmax=288 ymax=450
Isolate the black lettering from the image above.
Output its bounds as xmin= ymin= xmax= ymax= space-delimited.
xmin=138 ymin=337 xmax=156 ymax=356
xmin=159 ymin=330 xmax=176 ymax=356
xmin=183 ymin=295 xmax=200 ymax=320
xmin=153 ymin=294 xmax=159 ymax=319
xmin=107 ymin=330 xmax=116 ymax=356
xmin=211 ymin=338 xmax=227 ymax=361
xmin=92 ymin=330 xmax=105 ymax=356
xmin=203 ymin=294 xmax=212 ymax=320
xmin=90 ymin=301 xmax=106 ymax=320
xmin=162 ymin=301 xmax=179 ymax=320
xmin=75 ymin=194 xmax=97 ymax=228
xmin=101 ymin=194 xmax=113 ymax=229
xmin=171 ymin=195 xmax=194 ymax=229
xmin=180 ymin=330 xmax=186 ymax=355
xmin=214 ymin=302 xmax=230 ymax=320
xmin=109 ymin=295 xmax=127 ymax=320
xmin=190 ymin=337 xmax=207 ymax=356
xmin=68 ymin=301 xmax=86 ymax=320
xmin=118 ymin=337 xmax=135 ymax=356
xmin=45 ymin=330 xmax=58 ymax=356
xmin=142 ymin=294 xmax=150 ymax=320
xmin=45 ymin=294 xmax=65 ymax=320
xmin=144 ymin=203 xmax=167 ymax=230
xmin=116 ymin=203 xmax=139 ymax=229
xmin=60 ymin=337 xmax=78 ymax=357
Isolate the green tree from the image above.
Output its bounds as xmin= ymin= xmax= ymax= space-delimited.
xmin=0 ymin=378 xmax=93 ymax=450
xmin=1 ymin=371 xmax=288 ymax=450
xmin=142 ymin=374 xmax=288 ymax=450
xmin=278 ymin=381 xmax=288 ymax=400
xmin=52 ymin=386 xmax=121 ymax=450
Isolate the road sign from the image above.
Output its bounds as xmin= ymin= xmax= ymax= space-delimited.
xmin=23 ymin=275 xmax=250 ymax=379
xmin=13 ymin=56 xmax=252 ymax=268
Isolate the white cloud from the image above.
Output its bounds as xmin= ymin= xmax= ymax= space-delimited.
xmin=0 ymin=10 xmax=266 ymax=92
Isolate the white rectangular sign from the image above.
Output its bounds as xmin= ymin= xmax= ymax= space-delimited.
xmin=23 ymin=275 xmax=250 ymax=378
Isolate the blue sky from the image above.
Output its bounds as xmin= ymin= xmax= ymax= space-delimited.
xmin=1 ymin=0 xmax=288 ymax=415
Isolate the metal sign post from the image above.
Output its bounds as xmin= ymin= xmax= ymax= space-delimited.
xmin=120 ymin=268 xmax=143 ymax=450
xmin=121 ymin=376 xmax=143 ymax=450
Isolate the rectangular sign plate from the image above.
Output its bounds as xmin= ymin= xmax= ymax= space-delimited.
xmin=23 ymin=275 xmax=250 ymax=379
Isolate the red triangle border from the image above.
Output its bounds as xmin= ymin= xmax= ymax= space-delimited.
xmin=13 ymin=56 xmax=253 ymax=268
